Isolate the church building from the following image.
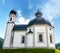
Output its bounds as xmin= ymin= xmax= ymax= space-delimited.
xmin=3 ymin=9 xmax=55 ymax=49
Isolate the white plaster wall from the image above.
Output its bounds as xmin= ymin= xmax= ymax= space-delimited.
xmin=34 ymin=25 xmax=47 ymax=47
xmin=26 ymin=33 xmax=33 ymax=47
xmin=47 ymin=27 xmax=55 ymax=48
xmin=3 ymin=23 xmax=55 ymax=48
xmin=13 ymin=31 xmax=26 ymax=48
xmin=3 ymin=23 xmax=14 ymax=48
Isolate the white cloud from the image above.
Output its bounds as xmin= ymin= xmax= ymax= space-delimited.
xmin=28 ymin=1 xmax=33 ymax=9
xmin=18 ymin=10 xmax=22 ymax=17
xmin=18 ymin=17 xmax=30 ymax=24
xmin=17 ymin=10 xmax=30 ymax=24
xmin=42 ymin=0 xmax=60 ymax=22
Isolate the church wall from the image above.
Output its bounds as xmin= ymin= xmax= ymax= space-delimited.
xmin=47 ymin=26 xmax=55 ymax=48
xmin=26 ymin=26 xmax=34 ymax=47
xmin=9 ymin=14 xmax=16 ymax=22
xmin=34 ymin=25 xmax=47 ymax=47
xmin=26 ymin=33 xmax=33 ymax=47
xmin=3 ymin=23 xmax=14 ymax=48
xmin=13 ymin=31 xmax=26 ymax=48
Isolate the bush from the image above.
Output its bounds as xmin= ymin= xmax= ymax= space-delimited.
xmin=0 ymin=41 xmax=3 ymax=48
xmin=0 ymin=48 xmax=55 ymax=53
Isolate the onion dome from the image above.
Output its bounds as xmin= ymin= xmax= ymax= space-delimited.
xmin=28 ymin=9 xmax=52 ymax=27
xmin=10 ymin=10 xmax=16 ymax=15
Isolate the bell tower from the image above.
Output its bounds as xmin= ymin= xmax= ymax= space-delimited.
xmin=9 ymin=10 xmax=16 ymax=23
xmin=3 ymin=10 xmax=16 ymax=48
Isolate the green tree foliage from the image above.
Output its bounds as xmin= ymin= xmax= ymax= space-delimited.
xmin=0 ymin=38 xmax=3 ymax=48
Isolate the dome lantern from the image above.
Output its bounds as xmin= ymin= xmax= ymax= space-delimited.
xmin=35 ymin=9 xmax=42 ymax=17
xmin=10 ymin=10 xmax=16 ymax=15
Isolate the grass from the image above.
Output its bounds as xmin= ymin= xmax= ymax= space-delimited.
xmin=0 ymin=48 xmax=60 ymax=53
xmin=55 ymin=49 xmax=60 ymax=53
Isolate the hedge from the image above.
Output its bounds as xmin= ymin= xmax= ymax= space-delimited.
xmin=0 ymin=48 xmax=56 ymax=53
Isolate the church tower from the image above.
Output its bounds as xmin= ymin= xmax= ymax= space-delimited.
xmin=3 ymin=10 xmax=16 ymax=48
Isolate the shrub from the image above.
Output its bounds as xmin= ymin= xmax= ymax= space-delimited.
xmin=0 ymin=48 xmax=55 ymax=53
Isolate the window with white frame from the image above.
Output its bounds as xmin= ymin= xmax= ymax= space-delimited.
xmin=50 ymin=35 xmax=53 ymax=43
xmin=39 ymin=34 xmax=43 ymax=42
xmin=21 ymin=36 xmax=25 ymax=43
xmin=10 ymin=18 xmax=12 ymax=21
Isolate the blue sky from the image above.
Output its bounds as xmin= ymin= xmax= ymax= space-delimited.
xmin=0 ymin=0 xmax=60 ymax=43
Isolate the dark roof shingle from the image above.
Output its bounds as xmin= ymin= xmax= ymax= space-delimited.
xmin=28 ymin=17 xmax=52 ymax=27
xmin=13 ymin=25 xmax=27 ymax=31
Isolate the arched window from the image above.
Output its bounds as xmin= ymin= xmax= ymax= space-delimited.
xmin=22 ymin=36 xmax=25 ymax=43
xmin=10 ymin=18 xmax=12 ymax=21
xmin=50 ymin=35 xmax=53 ymax=43
xmin=39 ymin=34 xmax=43 ymax=42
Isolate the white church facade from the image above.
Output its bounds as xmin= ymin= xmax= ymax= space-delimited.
xmin=3 ymin=9 xmax=55 ymax=49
